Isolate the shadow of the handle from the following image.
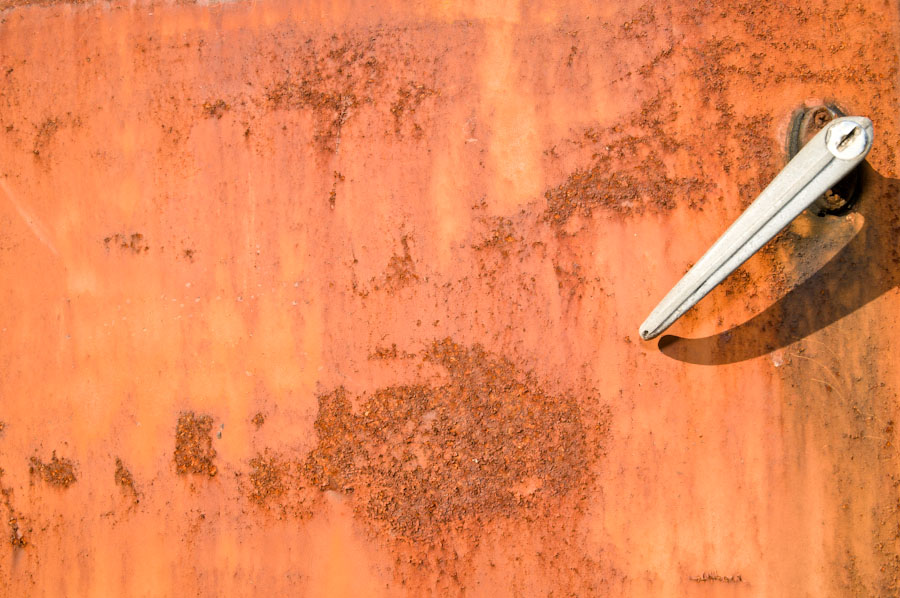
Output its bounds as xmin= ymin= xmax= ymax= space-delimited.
xmin=659 ymin=165 xmax=900 ymax=365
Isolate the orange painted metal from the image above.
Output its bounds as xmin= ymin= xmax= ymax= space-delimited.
xmin=0 ymin=0 xmax=898 ymax=596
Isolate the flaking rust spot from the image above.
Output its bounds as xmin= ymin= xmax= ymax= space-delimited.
xmin=733 ymin=113 xmax=778 ymax=206
xmin=103 ymin=233 xmax=150 ymax=254
xmin=0 ymin=0 xmax=86 ymax=9
xmin=380 ymin=235 xmax=418 ymax=293
xmin=543 ymin=14 xmax=808 ymax=232
xmin=471 ymin=216 xmax=519 ymax=257
xmin=248 ymin=452 xmax=286 ymax=505
xmin=619 ymin=2 xmax=656 ymax=39
xmin=174 ymin=412 xmax=217 ymax=477
xmin=31 ymin=117 xmax=60 ymax=157
xmin=0 ymin=468 xmax=27 ymax=547
xmin=722 ymin=266 xmax=755 ymax=298
xmin=251 ymin=412 xmax=266 ymax=429
xmin=368 ymin=343 xmax=416 ymax=360
xmin=543 ymin=94 xmax=710 ymax=225
xmin=114 ymin=458 xmax=139 ymax=504
xmin=390 ymin=81 xmax=438 ymax=137
xmin=201 ymin=99 xmax=229 ymax=119
xmin=690 ymin=572 xmax=744 ymax=583
xmin=304 ymin=338 xmax=608 ymax=544
xmin=246 ymin=452 xmax=312 ymax=518
xmin=354 ymin=235 xmax=420 ymax=296
xmin=29 ymin=451 xmax=77 ymax=488
xmin=544 ymin=156 xmax=707 ymax=223
xmin=264 ymin=36 xmax=384 ymax=152
xmin=328 ymin=171 xmax=344 ymax=209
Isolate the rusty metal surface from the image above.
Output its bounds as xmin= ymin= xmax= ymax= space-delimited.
xmin=0 ymin=0 xmax=898 ymax=596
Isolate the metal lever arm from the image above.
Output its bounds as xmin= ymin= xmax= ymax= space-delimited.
xmin=640 ymin=115 xmax=874 ymax=341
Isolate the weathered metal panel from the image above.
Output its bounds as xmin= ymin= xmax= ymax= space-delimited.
xmin=0 ymin=0 xmax=898 ymax=595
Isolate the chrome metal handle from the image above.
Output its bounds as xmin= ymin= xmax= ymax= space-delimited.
xmin=640 ymin=115 xmax=874 ymax=341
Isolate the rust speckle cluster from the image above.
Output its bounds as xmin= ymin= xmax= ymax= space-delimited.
xmin=201 ymin=99 xmax=229 ymax=119
xmin=0 ymin=468 xmax=27 ymax=548
xmin=248 ymin=453 xmax=287 ymax=506
xmin=379 ymin=235 xmax=418 ymax=293
xmin=246 ymin=452 xmax=311 ymax=518
xmin=251 ymin=412 xmax=266 ymax=429
xmin=543 ymin=94 xmax=711 ymax=225
xmin=390 ymin=81 xmax=438 ymax=136
xmin=103 ymin=233 xmax=150 ymax=254
xmin=29 ymin=452 xmax=77 ymax=488
xmin=264 ymin=37 xmax=384 ymax=152
xmin=690 ymin=572 xmax=744 ymax=583
xmin=114 ymin=457 xmax=139 ymax=504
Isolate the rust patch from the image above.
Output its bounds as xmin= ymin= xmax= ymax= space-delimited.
xmin=264 ymin=37 xmax=384 ymax=152
xmin=733 ymin=113 xmax=778 ymax=207
xmin=304 ymin=339 xmax=608 ymax=543
xmin=103 ymin=233 xmax=150 ymax=254
xmin=379 ymin=235 xmax=418 ymax=293
xmin=114 ymin=458 xmax=134 ymax=489
xmin=0 ymin=0 xmax=85 ymax=8
xmin=544 ymin=94 xmax=711 ymax=225
xmin=201 ymin=99 xmax=229 ymax=119
xmin=690 ymin=572 xmax=744 ymax=583
xmin=174 ymin=412 xmax=217 ymax=477
xmin=545 ymin=155 xmax=708 ymax=223
xmin=245 ymin=452 xmax=312 ymax=517
xmin=368 ymin=343 xmax=416 ymax=360
xmin=722 ymin=266 xmax=754 ymax=297
xmin=688 ymin=37 xmax=743 ymax=101
xmin=114 ymin=457 xmax=139 ymax=504
xmin=31 ymin=116 xmax=61 ymax=157
xmin=0 ymin=468 xmax=27 ymax=548
xmin=248 ymin=452 xmax=287 ymax=506
xmin=390 ymin=81 xmax=438 ymax=136
xmin=29 ymin=451 xmax=77 ymax=488
xmin=471 ymin=216 xmax=519 ymax=257
xmin=251 ymin=412 xmax=266 ymax=429
xmin=328 ymin=171 xmax=344 ymax=209
xmin=565 ymin=36 xmax=579 ymax=67
xmin=620 ymin=2 xmax=656 ymax=39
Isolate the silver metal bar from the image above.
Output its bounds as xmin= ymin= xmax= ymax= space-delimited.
xmin=640 ymin=116 xmax=873 ymax=341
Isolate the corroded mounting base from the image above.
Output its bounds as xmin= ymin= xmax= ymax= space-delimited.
xmin=788 ymin=103 xmax=863 ymax=215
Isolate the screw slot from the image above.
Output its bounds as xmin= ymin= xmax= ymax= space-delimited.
xmin=838 ymin=130 xmax=857 ymax=151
